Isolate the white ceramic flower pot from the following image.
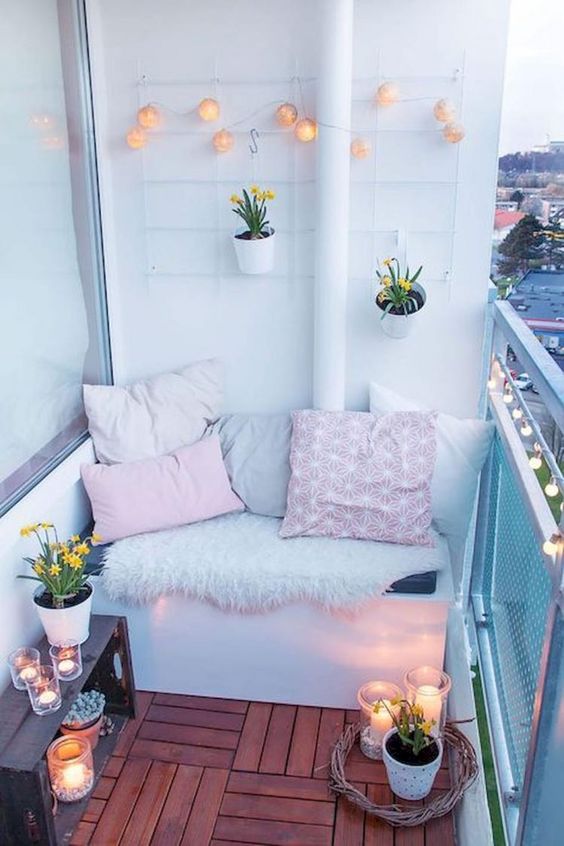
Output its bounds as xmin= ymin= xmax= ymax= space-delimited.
xmin=380 ymin=312 xmax=412 ymax=339
xmin=233 ymin=228 xmax=275 ymax=274
xmin=382 ymin=728 xmax=443 ymax=800
xmin=34 ymin=583 xmax=93 ymax=645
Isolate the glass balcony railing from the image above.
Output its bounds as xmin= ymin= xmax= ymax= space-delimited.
xmin=471 ymin=297 xmax=564 ymax=845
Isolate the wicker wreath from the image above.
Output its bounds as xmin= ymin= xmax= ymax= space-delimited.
xmin=329 ymin=720 xmax=479 ymax=827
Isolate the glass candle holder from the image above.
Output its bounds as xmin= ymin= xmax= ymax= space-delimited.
xmin=8 ymin=647 xmax=40 ymax=690
xmin=47 ymin=736 xmax=94 ymax=803
xmin=49 ymin=641 xmax=82 ymax=682
xmin=357 ymin=681 xmax=403 ymax=759
xmin=404 ymin=665 xmax=452 ymax=737
xmin=26 ymin=665 xmax=62 ymax=715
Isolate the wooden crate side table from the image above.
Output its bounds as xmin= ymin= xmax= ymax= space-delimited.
xmin=0 ymin=614 xmax=137 ymax=845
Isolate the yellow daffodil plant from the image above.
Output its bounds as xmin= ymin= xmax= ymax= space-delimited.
xmin=375 ymin=257 xmax=424 ymax=318
xmin=19 ymin=523 xmax=102 ymax=608
xmin=375 ymin=695 xmax=436 ymax=757
xmin=230 ymin=185 xmax=275 ymax=239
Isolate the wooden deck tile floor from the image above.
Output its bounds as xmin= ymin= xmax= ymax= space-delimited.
xmin=72 ymin=692 xmax=456 ymax=846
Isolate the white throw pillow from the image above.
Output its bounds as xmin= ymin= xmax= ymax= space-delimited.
xmin=84 ymin=359 xmax=223 ymax=464
xmin=369 ymin=382 xmax=494 ymax=540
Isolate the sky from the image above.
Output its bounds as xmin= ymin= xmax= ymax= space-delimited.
xmin=498 ymin=0 xmax=564 ymax=154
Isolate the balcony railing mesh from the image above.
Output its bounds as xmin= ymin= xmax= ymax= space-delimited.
xmin=482 ymin=435 xmax=553 ymax=787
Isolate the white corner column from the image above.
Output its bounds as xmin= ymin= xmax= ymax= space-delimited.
xmin=313 ymin=0 xmax=354 ymax=410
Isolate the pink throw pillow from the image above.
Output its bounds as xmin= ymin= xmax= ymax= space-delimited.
xmin=279 ymin=410 xmax=437 ymax=546
xmin=81 ymin=435 xmax=243 ymax=543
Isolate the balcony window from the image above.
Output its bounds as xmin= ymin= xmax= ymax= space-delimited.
xmin=0 ymin=0 xmax=111 ymax=514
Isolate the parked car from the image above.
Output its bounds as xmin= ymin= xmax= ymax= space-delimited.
xmin=514 ymin=373 xmax=533 ymax=391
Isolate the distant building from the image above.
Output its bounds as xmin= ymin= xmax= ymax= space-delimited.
xmin=493 ymin=210 xmax=525 ymax=244
xmin=507 ymin=270 xmax=564 ymax=353
xmin=549 ymin=140 xmax=564 ymax=153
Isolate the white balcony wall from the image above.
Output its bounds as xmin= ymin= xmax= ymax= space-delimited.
xmin=87 ymin=0 xmax=510 ymax=418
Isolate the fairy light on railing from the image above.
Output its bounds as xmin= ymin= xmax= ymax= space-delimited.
xmin=490 ymin=357 xmax=564 ymax=557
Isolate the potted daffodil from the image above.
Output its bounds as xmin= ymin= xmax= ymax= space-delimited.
xmin=375 ymin=257 xmax=425 ymax=339
xmin=18 ymin=523 xmax=101 ymax=644
xmin=378 ymin=696 xmax=442 ymax=800
xmin=230 ymin=185 xmax=276 ymax=274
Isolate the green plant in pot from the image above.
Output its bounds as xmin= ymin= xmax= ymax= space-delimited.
xmin=375 ymin=257 xmax=425 ymax=339
xmin=379 ymin=696 xmax=442 ymax=800
xmin=61 ymin=690 xmax=106 ymax=750
xmin=230 ymin=185 xmax=276 ymax=274
xmin=18 ymin=523 xmax=102 ymax=645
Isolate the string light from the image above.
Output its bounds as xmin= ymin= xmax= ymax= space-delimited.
xmin=433 ymin=99 xmax=456 ymax=123
xmin=30 ymin=113 xmax=56 ymax=130
xmin=520 ymin=419 xmax=533 ymax=438
xmin=545 ymin=477 xmax=559 ymax=498
xmin=512 ymin=407 xmax=523 ymax=420
xmin=503 ymin=388 xmax=513 ymax=404
xmin=351 ymin=137 xmax=372 ymax=159
xmin=529 ymin=444 xmax=542 ymax=470
xmin=276 ymin=103 xmax=298 ymax=127
xmin=198 ymin=98 xmax=220 ymax=121
xmin=212 ymin=128 xmax=234 ymax=152
xmin=542 ymin=533 xmax=560 ymax=556
xmin=487 ymin=378 xmax=496 ymax=389
xmin=126 ymin=126 xmax=147 ymax=149
xmin=137 ymin=105 xmax=161 ymax=129
xmin=443 ymin=122 xmax=465 ymax=144
xmin=295 ymin=117 xmax=317 ymax=142
xmin=376 ymin=82 xmax=400 ymax=106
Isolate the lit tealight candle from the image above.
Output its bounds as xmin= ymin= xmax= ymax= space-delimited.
xmin=19 ymin=665 xmax=39 ymax=684
xmin=58 ymin=659 xmax=76 ymax=676
xmin=62 ymin=762 xmax=86 ymax=790
xmin=50 ymin=641 xmax=82 ymax=682
xmin=38 ymin=690 xmax=59 ymax=707
xmin=414 ymin=685 xmax=442 ymax=726
xmin=369 ymin=699 xmax=393 ymax=743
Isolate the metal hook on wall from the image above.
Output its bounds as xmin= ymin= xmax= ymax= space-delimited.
xmin=249 ymin=128 xmax=260 ymax=155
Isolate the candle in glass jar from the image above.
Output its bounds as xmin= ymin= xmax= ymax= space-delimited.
xmin=58 ymin=659 xmax=76 ymax=675
xmin=62 ymin=763 xmax=86 ymax=790
xmin=369 ymin=699 xmax=393 ymax=743
xmin=415 ymin=684 xmax=442 ymax=725
xmin=19 ymin=665 xmax=39 ymax=684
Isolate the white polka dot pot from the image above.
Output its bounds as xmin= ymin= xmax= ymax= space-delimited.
xmin=382 ymin=728 xmax=443 ymax=801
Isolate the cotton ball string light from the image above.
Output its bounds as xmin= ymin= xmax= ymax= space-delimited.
xmin=376 ymin=82 xmax=400 ymax=106
xmin=351 ymin=137 xmax=372 ymax=159
xmin=443 ymin=122 xmax=465 ymax=144
xmin=198 ymin=98 xmax=220 ymax=122
xmin=276 ymin=102 xmax=298 ymax=127
xmin=512 ymin=407 xmax=523 ymax=420
xmin=212 ymin=128 xmax=234 ymax=152
xmin=137 ymin=104 xmax=161 ymax=129
xmin=503 ymin=388 xmax=513 ymax=404
xmin=543 ymin=533 xmax=560 ymax=556
xmin=30 ymin=113 xmax=56 ymax=130
xmin=433 ymin=99 xmax=456 ymax=123
xmin=295 ymin=117 xmax=317 ymax=142
xmin=545 ymin=476 xmax=559 ymax=498
xmin=126 ymin=126 xmax=147 ymax=149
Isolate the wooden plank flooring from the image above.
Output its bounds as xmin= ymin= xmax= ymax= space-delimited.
xmin=72 ymin=692 xmax=456 ymax=846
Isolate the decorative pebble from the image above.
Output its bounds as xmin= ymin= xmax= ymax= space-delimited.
xmin=53 ymin=772 xmax=94 ymax=803
xmin=359 ymin=725 xmax=384 ymax=760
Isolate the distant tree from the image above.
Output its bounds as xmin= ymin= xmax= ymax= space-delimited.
xmin=522 ymin=196 xmax=544 ymax=217
xmin=541 ymin=219 xmax=564 ymax=269
xmin=499 ymin=150 xmax=564 ymax=174
xmin=510 ymin=189 xmax=524 ymax=209
xmin=498 ymin=215 xmax=544 ymax=276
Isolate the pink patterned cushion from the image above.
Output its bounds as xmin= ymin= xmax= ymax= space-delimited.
xmin=279 ymin=410 xmax=437 ymax=546
xmin=81 ymin=435 xmax=244 ymax=543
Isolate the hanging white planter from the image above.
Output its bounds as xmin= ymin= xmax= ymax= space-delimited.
xmin=382 ymin=728 xmax=443 ymax=800
xmin=232 ymin=227 xmax=275 ymax=275
xmin=34 ymin=583 xmax=94 ymax=645
xmin=376 ymin=282 xmax=426 ymax=340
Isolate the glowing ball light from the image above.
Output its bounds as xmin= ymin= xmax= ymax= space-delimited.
xmin=126 ymin=126 xmax=147 ymax=149
xmin=443 ymin=122 xmax=465 ymax=144
xmin=350 ymin=137 xmax=372 ymax=159
xmin=30 ymin=113 xmax=56 ymax=130
xmin=295 ymin=117 xmax=317 ymax=142
xmin=137 ymin=104 xmax=161 ymax=129
xmin=376 ymin=82 xmax=400 ymax=106
xmin=433 ymin=99 xmax=456 ymax=123
xmin=276 ymin=102 xmax=298 ymax=127
xmin=198 ymin=98 xmax=220 ymax=122
xmin=212 ymin=128 xmax=234 ymax=153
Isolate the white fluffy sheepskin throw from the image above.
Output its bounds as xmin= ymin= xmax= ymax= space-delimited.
xmin=101 ymin=512 xmax=448 ymax=613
